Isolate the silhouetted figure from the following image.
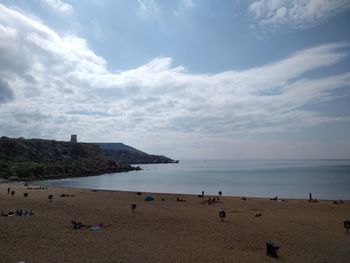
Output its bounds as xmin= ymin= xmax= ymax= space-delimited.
xmin=202 ymin=191 xmax=204 ymax=197
xmin=7 ymin=187 xmax=10 ymax=194
xmin=131 ymin=203 xmax=136 ymax=213
xmin=11 ymin=190 xmax=15 ymax=196
xmin=219 ymin=209 xmax=226 ymax=222
xmin=309 ymin=192 xmax=312 ymax=201
xmin=344 ymin=220 xmax=350 ymax=233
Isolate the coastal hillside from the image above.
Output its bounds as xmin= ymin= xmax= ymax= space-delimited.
xmin=0 ymin=137 xmax=138 ymax=181
xmin=97 ymin=143 xmax=178 ymax=164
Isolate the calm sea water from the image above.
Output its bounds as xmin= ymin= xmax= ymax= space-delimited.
xmin=36 ymin=159 xmax=350 ymax=200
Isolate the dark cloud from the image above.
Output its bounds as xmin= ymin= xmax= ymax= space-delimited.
xmin=0 ymin=79 xmax=14 ymax=103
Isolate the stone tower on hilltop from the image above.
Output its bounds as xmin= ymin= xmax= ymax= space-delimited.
xmin=70 ymin=134 xmax=77 ymax=144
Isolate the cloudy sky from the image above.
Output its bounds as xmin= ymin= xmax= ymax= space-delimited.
xmin=0 ymin=0 xmax=350 ymax=159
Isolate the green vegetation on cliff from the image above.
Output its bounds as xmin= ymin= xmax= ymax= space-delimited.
xmin=97 ymin=143 xmax=178 ymax=164
xmin=0 ymin=137 xmax=138 ymax=180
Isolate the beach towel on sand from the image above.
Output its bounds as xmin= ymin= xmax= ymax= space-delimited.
xmin=90 ymin=225 xmax=102 ymax=231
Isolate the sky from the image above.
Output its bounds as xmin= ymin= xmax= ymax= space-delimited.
xmin=0 ymin=0 xmax=350 ymax=159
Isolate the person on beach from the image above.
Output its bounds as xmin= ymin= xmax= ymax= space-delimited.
xmin=7 ymin=187 xmax=10 ymax=194
xmin=72 ymin=220 xmax=85 ymax=229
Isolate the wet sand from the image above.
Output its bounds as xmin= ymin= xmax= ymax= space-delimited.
xmin=1 ymin=183 xmax=349 ymax=262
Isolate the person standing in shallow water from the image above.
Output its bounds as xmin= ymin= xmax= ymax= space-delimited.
xmin=309 ymin=192 xmax=312 ymax=201
xmin=7 ymin=187 xmax=10 ymax=194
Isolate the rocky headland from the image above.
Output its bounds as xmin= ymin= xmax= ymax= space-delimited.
xmin=0 ymin=137 xmax=140 ymax=181
xmin=97 ymin=143 xmax=178 ymax=164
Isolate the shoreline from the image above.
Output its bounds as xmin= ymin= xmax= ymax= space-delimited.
xmin=3 ymin=180 xmax=349 ymax=203
xmin=0 ymin=160 xmax=180 ymax=183
xmin=1 ymin=182 xmax=350 ymax=262
xmin=27 ymin=180 xmax=350 ymax=202
xmin=0 ymin=165 xmax=142 ymax=183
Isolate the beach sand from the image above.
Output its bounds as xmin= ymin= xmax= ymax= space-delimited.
xmin=1 ymin=183 xmax=349 ymax=263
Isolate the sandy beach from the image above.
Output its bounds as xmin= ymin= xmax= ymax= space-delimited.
xmin=1 ymin=183 xmax=349 ymax=263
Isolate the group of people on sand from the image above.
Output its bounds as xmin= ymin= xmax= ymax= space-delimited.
xmin=29 ymin=186 xmax=47 ymax=190
xmin=309 ymin=192 xmax=344 ymax=204
xmin=199 ymin=195 xmax=221 ymax=205
xmin=176 ymin=197 xmax=186 ymax=202
xmin=7 ymin=187 xmax=15 ymax=196
xmin=269 ymin=196 xmax=287 ymax=202
xmin=60 ymin=193 xmax=75 ymax=197
xmin=1 ymin=209 xmax=34 ymax=217
xmin=16 ymin=209 xmax=34 ymax=216
xmin=207 ymin=196 xmax=220 ymax=205
xmin=198 ymin=190 xmax=222 ymax=205
xmin=333 ymin=200 xmax=344 ymax=204
xmin=71 ymin=220 xmax=111 ymax=230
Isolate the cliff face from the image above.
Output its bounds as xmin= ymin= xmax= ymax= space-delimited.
xmin=0 ymin=137 xmax=138 ymax=181
xmin=97 ymin=143 xmax=177 ymax=164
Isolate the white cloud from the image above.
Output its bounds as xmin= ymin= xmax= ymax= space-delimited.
xmin=40 ymin=0 xmax=73 ymax=14
xmin=137 ymin=0 xmax=195 ymax=16
xmin=137 ymin=0 xmax=160 ymax=15
xmin=181 ymin=0 xmax=194 ymax=8
xmin=0 ymin=3 xmax=349 ymax=157
xmin=174 ymin=0 xmax=195 ymax=16
xmin=249 ymin=0 xmax=350 ymax=30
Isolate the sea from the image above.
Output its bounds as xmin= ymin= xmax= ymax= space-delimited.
xmin=35 ymin=159 xmax=350 ymax=200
